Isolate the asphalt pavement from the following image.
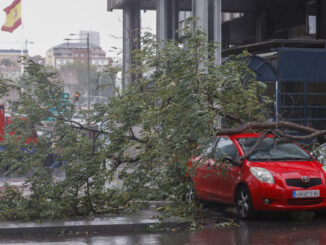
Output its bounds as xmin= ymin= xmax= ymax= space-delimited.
xmin=0 ymin=207 xmax=188 ymax=239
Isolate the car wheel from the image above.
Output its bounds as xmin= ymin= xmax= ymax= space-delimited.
xmin=185 ymin=180 xmax=198 ymax=204
xmin=236 ymin=186 xmax=255 ymax=219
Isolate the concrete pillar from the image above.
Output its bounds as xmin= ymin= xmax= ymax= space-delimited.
xmin=317 ymin=0 xmax=326 ymax=39
xmin=213 ymin=0 xmax=222 ymax=65
xmin=168 ymin=0 xmax=179 ymax=40
xmin=256 ymin=12 xmax=266 ymax=42
xmin=192 ymin=0 xmax=221 ymax=65
xmin=156 ymin=0 xmax=179 ymax=41
xmin=123 ymin=5 xmax=140 ymax=86
xmin=192 ymin=0 xmax=209 ymax=34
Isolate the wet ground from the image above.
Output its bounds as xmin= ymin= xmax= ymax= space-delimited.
xmin=0 ymin=204 xmax=325 ymax=244
xmin=1 ymin=218 xmax=326 ymax=244
xmin=0 ymin=177 xmax=325 ymax=244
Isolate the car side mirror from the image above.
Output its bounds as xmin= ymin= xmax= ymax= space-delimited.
xmin=223 ymin=156 xmax=243 ymax=166
xmin=222 ymin=156 xmax=234 ymax=164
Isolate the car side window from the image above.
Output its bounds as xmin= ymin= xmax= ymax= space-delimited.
xmin=202 ymin=138 xmax=218 ymax=157
xmin=214 ymin=137 xmax=239 ymax=161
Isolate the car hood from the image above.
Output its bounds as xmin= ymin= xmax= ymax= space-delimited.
xmin=247 ymin=160 xmax=323 ymax=174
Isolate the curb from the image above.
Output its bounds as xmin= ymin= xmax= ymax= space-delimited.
xmin=0 ymin=210 xmax=190 ymax=236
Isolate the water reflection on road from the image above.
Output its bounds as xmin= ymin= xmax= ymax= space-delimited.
xmin=187 ymin=218 xmax=326 ymax=245
xmin=1 ymin=212 xmax=326 ymax=244
xmin=0 ymin=175 xmax=325 ymax=244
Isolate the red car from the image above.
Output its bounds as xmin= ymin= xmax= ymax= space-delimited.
xmin=189 ymin=133 xmax=326 ymax=219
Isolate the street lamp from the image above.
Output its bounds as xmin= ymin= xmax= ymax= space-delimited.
xmin=64 ymin=32 xmax=90 ymax=109
xmin=22 ymin=40 xmax=33 ymax=74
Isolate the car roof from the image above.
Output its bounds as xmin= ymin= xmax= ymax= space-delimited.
xmin=228 ymin=133 xmax=275 ymax=139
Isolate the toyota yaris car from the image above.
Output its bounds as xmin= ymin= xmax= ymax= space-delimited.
xmin=188 ymin=133 xmax=326 ymax=219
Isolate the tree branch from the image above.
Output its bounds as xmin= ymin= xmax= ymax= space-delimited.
xmin=238 ymin=131 xmax=269 ymax=163
xmin=210 ymin=105 xmax=245 ymax=124
xmin=275 ymin=129 xmax=326 ymax=141
xmin=128 ymin=125 xmax=147 ymax=144
xmin=216 ymin=121 xmax=326 ymax=141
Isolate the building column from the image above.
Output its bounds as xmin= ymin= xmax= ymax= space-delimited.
xmin=192 ymin=0 xmax=209 ymax=34
xmin=123 ymin=5 xmax=141 ymax=87
xmin=192 ymin=0 xmax=222 ymax=127
xmin=317 ymin=0 xmax=326 ymax=39
xmin=213 ymin=0 xmax=222 ymax=65
xmin=192 ymin=0 xmax=222 ymax=65
xmin=256 ymin=11 xmax=267 ymax=42
xmin=156 ymin=0 xmax=179 ymax=41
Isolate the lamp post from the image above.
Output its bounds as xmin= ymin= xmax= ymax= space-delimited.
xmin=64 ymin=33 xmax=90 ymax=109
xmin=22 ymin=40 xmax=33 ymax=74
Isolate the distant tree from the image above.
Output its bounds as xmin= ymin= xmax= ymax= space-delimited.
xmin=59 ymin=61 xmax=115 ymax=105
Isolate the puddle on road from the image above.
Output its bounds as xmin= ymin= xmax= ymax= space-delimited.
xmin=0 ymin=215 xmax=326 ymax=244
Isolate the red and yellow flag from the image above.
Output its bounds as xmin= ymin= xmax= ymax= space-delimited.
xmin=1 ymin=0 xmax=22 ymax=33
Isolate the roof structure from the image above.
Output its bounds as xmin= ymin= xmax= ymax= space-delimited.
xmin=0 ymin=49 xmax=28 ymax=54
xmin=53 ymin=42 xmax=100 ymax=50
xmin=108 ymin=0 xmax=306 ymax=12
xmin=223 ymin=39 xmax=326 ymax=56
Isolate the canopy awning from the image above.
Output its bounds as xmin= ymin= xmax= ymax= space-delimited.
xmin=279 ymin=48 xmax=326 ymax=82
xmin=248 ymin=55 xmax=277 ymax=82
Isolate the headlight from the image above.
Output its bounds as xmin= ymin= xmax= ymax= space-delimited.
xmin=250 ymin=167 xmax=275 ymax=184
xmin=322 ymin=165 xmax=326 ymax=174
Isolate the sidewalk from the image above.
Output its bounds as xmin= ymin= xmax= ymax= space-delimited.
xmin=0 ymin=204 xmax=189 ymax=237
xmin=0 ymin=177 xmax=189 ymax=237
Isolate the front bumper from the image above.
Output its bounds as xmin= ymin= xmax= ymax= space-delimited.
xmin=250 ymin=178 xmax=326 ymax=211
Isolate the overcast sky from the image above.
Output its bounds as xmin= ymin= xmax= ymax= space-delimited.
xmin=0 ymin=0 xmax=156 ymax=59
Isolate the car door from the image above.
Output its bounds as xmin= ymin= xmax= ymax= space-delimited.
xmin=190 ymin=139 xmax=218 ymax=199
xmin=205 ymin=137 xmax=241 ymax=203
xmin=190 ymin=155 xmax=208 ymax=198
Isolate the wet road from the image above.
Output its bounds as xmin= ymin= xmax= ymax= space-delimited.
xmin=1 ymin=207 xmax=326 ymax=244
xmin=0 ymin=220 xmax=325 ymax=244
xmin=0 ymin=177 xmax=325 ymax=244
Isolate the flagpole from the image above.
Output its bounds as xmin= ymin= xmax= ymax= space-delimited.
xmin=20 ymin=0 xmax=24 ymax=74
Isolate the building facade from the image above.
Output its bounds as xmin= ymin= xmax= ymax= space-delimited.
xmin=108 ymin=0 xmax=326 ymax=129
xmin=45 ymin=38 xmax=114 ymax=107
xmin=31 ymin=55 xmax=45 ymax=66
xmin=45 ymin=42 xmax=111 ymax=69
xmin=0 ymin=49 xmax=28 ymax=80
xmin=79 ymin=30 xmax=100 ymax=47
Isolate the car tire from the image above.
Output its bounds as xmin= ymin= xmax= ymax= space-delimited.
xmin=185 ymin=179 xmax=198 ymax=204
xmin=236 ymin=185 xmax=255 ymax=219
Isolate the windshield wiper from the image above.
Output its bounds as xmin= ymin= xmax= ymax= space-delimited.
xmin=248 ymin=157 xmax=311 ymax=161
xmin=268 ymin=157 xmax=311 ymax=161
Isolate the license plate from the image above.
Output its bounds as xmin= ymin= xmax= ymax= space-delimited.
xmin=293 ymin=190 xmax=320 ymax=198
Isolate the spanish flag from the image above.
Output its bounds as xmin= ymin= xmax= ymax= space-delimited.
xmin=1 ymin=0 xmax=22 ymax=33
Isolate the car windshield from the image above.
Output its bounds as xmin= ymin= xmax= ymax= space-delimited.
xmin=237 ymin=137 xmax=312 ymax=161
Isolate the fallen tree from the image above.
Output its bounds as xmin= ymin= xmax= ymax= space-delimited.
xmin=0 ymin=24 xmax=324 ymax=221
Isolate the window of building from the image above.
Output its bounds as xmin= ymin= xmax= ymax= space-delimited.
xmin=306 ymin=0 xmax=317 ymax=35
